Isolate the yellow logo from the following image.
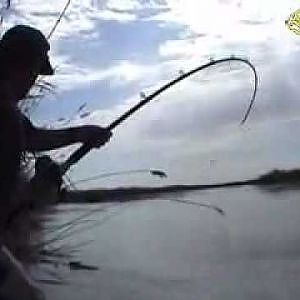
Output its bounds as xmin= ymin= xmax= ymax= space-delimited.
xmin=286 ymin=9 xmax=300 ymax=35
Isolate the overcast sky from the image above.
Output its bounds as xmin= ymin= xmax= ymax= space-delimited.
xmin=3 ymin=0 xmax=300 ymax=187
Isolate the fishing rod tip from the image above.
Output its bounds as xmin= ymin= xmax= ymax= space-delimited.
xmin=150 ymin=170 xmax=168 ymax=178
xmin=215 ymin=207 xmax=225 ymax=216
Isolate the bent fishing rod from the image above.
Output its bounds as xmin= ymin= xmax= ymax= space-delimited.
xmin=60 ymin=56 xmax=258 ymax=175
xmin=6 ymin=57 xmax=257 ymax=226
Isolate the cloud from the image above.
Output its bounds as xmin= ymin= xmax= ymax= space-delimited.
xmin=105 ymin=0 xmax=145 ymax=11
xmin=50 ymin=60 xmax=164 ymax=91
xmin=3 ymin=0 xmax=300 ymax=185
xmin=0 ymin=0 xmax=181 ymax=93
xmin=106 ymin=0 xmax=165 ymax=11
xmin=149 ymin=0 xmax=300 ymax=62
xmin=93 ymin=9 xmax=136 ymax=22
xmin=0 ymin=0 xmax=138 ymax=39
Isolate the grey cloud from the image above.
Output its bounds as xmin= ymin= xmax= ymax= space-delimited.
xmin=240 ymin=19 xmax=273 ymax=25
xmin=135 ymin=73 xmax=257 ymax=141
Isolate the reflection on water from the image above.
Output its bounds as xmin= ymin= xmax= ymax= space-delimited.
xmin=42 ymin=186 xmax=300 ymax=300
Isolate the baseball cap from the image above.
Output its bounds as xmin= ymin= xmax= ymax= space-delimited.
xmin=0 ymin=25 xmax=54 ymax=75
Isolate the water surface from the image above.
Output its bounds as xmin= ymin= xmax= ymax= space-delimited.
xmin=42 ymin=186 xmax=300 ymax=299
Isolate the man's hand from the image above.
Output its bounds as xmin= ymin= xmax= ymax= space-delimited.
xmin=24 ymin=120 xmax=113 ymax=152
xmin=76 ymin=125 xmax=112 ymax=148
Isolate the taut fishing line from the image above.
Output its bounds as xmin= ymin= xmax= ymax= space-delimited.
xmin=72 ymin=169 xmax=167 ymax=185
xmin=47 ymin=0 xmax=72 ymax=40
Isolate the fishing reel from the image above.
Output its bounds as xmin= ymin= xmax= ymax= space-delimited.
xmin=30 ymin=155 xmax=64 ymax=205
xmin=34 ymin=155 xmax=62 ymax=186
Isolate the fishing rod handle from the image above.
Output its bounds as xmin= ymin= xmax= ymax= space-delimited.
xmin=60 ymin=123 xmax=117 ymax=174
xmin=60 ymin=143 xmax=91 ymax=174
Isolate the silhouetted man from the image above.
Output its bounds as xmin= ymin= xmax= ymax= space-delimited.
xmin=0 ymin=25 xmax=112 ymax=299
xmin=0 ymin=24 xmax=112 ymax=198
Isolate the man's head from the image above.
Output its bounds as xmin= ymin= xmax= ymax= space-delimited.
xmin=0 ymin=25 xmax=54 ymax=102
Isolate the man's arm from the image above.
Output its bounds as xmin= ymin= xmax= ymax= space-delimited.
xmin=22 ymin=116 xmax=112 ymax=152
xmin=26 ymin=126 xmax=81 ymax=151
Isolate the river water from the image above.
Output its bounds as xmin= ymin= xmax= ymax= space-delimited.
xmin=40 ymin=185 xmax=300 ymax=300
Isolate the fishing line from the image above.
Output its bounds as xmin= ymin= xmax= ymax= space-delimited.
xmin=44 ymin=204 xmax=116 ymax=235
xmin=166 ymin=198 xmax=225 ymax=215
xmin=22 ymin=0 xmax=72 ymax=115
xmin=40 ymin=196 xmax=225 ymax=249
xmin=40 ymin=203 xmax=128 ymax=248
xmin=72 ymin=169 xmax=167 ymax=185
xmin=47 ymin=0 xmax=72 ymax=40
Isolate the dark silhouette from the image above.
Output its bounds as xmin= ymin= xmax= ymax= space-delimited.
xmin=0 ymin=24 xmax=112 ymax=212
xmin=0 ymin=25 xmax=112 ymax=299
xmin=150 ymin=170 xmax=168 ymax=178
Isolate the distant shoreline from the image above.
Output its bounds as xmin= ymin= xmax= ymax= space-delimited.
xmin=61 ymin=168 xmax=300 ymax=203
